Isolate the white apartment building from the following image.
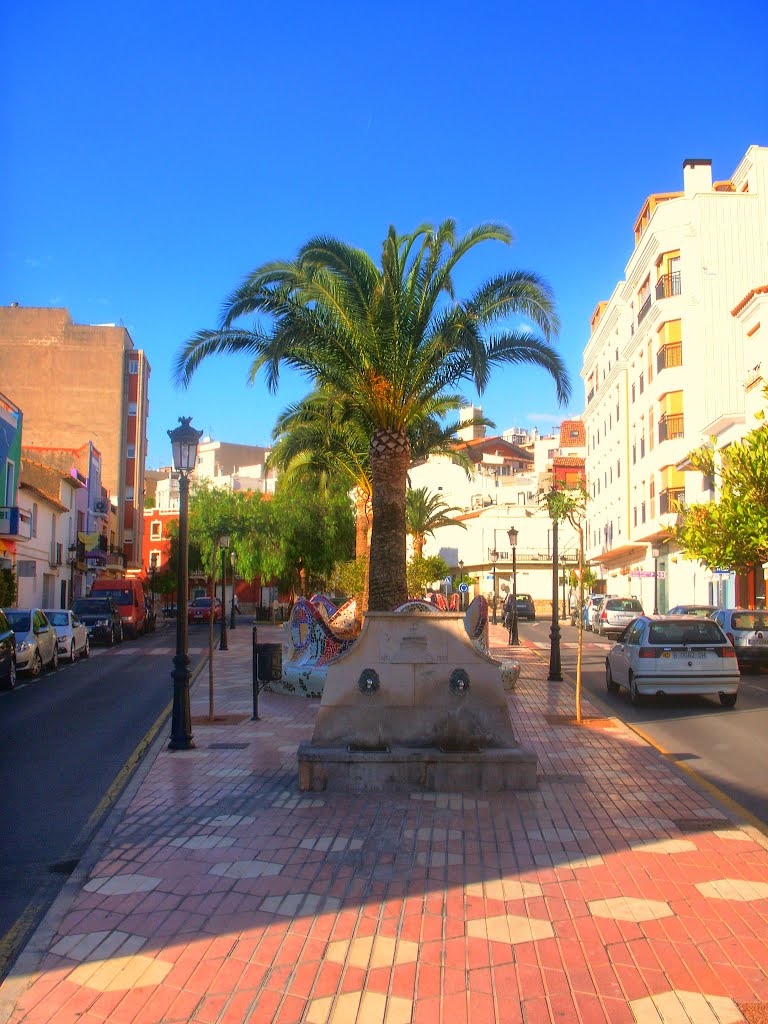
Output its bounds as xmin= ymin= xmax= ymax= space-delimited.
xmin=581 ymin=145 xmax=768 ymax=612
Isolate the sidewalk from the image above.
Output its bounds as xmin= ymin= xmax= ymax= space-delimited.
xmin=2 ymin=621 xmax=768 ymax=1024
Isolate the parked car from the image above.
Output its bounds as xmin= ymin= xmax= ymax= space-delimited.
xmin=594 ymin=597 xmax=644 ymax=637
xmin=89 ymin=578 xmax=146 ymax=638
xmin=71 ymin=597 xmax=124 ymax=646
xmin=162 ymin=604 xmax=177 ymax=619
xmin=667 ymin=604 xmax=718 ymax=617
xmin=605 ymin=614 xmax=739 ymax=707
xmin=0 ymin=608 xmax=16 ymax=690
xmin=710 ymin=608 xmax=768 ymax=673
xmin=188 ymin=596 xmax=223 ymax=624
xmin=586 ymin=595 xmax=609 ymax=631
xmin=2 ymin=608 xmax=58 ymax=676
xmin=43 ymin=609 xmax=90 ymax=662
xmin=513 ymin=594 xmax=536 ymax=621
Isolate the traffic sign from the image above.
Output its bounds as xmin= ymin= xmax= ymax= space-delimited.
xmin=444 ymin=576 xmax=452 ymax=584
xmin=459 ymin=583 xmax=469 ymax=593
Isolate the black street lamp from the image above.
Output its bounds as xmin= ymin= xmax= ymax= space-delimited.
xmin=168 ymin=416 xmax=202 ymax=751
xmin=490 ymin=546 xmax=499 ymax=624
xmin=230 ymin=549 xmax=238 ymax=629
xmin=219 ymin=534 xmax=229 ymax=651
xmin=507 ymin=526 xmax=519 ymax=645
xmin=548 ymin=517 xmax=563 ymax=681
xmin=651 ymin=544 xmax=661 ymax=614
xmin=458 ymin=559 xmax=464 ymax=610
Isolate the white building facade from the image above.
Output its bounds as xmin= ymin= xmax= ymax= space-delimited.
xmin=581 ymin=145 xmax=768 ymax=611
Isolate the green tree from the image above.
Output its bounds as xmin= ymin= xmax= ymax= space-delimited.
xmin=406 ymin=486 xmax=466 ymax=558
xmin=671 ymin=424 xmax=768 ymax=571
xmin=175 ymin=220 xmax=570 ymax=610
xmin=0 ymin=568 xmax=17 ymax=607
xmin=407 ymin=554 xmax=450 ymax=599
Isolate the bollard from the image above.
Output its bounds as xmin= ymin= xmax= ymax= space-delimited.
xmin=251 ymin=627 xmax=282 ymax=720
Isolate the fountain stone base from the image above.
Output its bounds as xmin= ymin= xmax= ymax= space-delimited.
xmin=297 ymin=611 xmax=537 ymax=793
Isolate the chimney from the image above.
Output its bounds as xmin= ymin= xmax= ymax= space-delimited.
xmin=683 ymin=158 xmax=713 ymax=196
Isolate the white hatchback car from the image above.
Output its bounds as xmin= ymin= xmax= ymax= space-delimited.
xmin=43 ymin=609 xmax=90 ymax=663
xmin=605 ymin=614 xmax=739 ymax=707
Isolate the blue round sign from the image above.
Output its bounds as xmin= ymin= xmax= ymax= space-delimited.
xmin=459 ymin=583 xmax=469 ymax=593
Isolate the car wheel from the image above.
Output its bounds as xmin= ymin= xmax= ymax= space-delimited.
xmin=69 ymin=640 xmax=76 ymax=664
xmin=629 ymin=673 xmax=642 ymax=707
xmin=606 ymin=661 xmax=619 ymax=694
xmin=3 ymin=659 xmax=16 ymax=690
xmin=29 ymin=651 xmax=43 ymax=677
xmin=719 ymin=693 xmax=737 ymax=707
xmin=82 ymin=636 xmax=90 ymax=658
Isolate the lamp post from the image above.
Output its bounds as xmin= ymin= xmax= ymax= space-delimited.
xmin=230 ymin=549 xmax=238 ymax=629
xmin=548 ymin=517 xmax=563 ymax=682
xmin=508 ymin=526 xmax=519 ymax=645
xmin=168 ymin=416 xmax=203 ymax=750
xmin=219 ymin=534 xmax=229 ymax=651
xmin=458 ymin=559 xmax=464 ymax=610
xmin=490 ymin=546 xmax=499 ymax=624
xmin=651 ymin=544 xmax=661 ymax=614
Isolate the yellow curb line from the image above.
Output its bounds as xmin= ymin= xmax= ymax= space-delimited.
xmin=511 ymin=640 xmax=768 ymax=840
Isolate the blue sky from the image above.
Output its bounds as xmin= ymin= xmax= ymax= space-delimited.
xmin=2 ymin=1 xmax=766 ymax=468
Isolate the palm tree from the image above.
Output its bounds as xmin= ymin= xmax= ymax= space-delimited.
xmin=406 ymin=486 xmax=467 ymax=558
xmin=174 ymin=220 xmax=570 ymax=611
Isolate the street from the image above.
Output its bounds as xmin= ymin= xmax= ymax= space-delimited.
xmin=517 ymin=617 xmax=768 ymax=825
xmin=0 ymin=624 xmax=208 ymax=977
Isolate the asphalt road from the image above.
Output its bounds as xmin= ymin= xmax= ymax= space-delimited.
xmin=520 ymin=618 xmax=768 ymax=826
xmin=0 ymin=624 xmax=208 ymax=980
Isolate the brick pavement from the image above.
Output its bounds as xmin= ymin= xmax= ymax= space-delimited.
xmin=1 ymin=620 xmax=767 ymax=1023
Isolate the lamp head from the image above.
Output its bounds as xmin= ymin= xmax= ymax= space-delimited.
xmin=168 ymin=416 xmax=203 ymax=473
xmin=507 ymin=526 xmax=518 ymax=547
xmin=490 ymin=549 xmax=499 ymax=563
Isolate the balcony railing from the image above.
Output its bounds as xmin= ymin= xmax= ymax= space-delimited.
xmin=655 ymin=272 xmax=681 ymax=299
xmin=658 ymin=412 xmax=685 ymax=442
xmin=659 ymin=488 xmax=686 ymax=515
xmin=0 ymin=506 xmax=33 ymax=539
xmin=657 ymin=342 xmax=683 ymax=372
xmin=637 ymin=294 xmax=652 ymax=324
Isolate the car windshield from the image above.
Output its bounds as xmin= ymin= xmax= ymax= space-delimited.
xmin=73 ymin=599 xmax=111 ymax=615
xmin=648 ymin=620 xmax=725 ymax=645
xmin=4 ymin=610 xmax=31 ymax=631
xmin=192 ymin=598 xmax=211 ymax=607
xmin=93 ymin=588 xmax=132 ymax=603
xmin=46 ymin=612 xmax=70 ymax=626
xmin=671 ymin=606 xmax=715 ymax=616
xmin=732 ymin=611 xmax=768 ymax=631
xmin=606 ymin=599 xmax=643 ymax=612
xmin=516 ymin=595 xmax=532 ymax=603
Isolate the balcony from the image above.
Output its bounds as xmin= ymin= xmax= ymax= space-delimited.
xmin=637 ymin=294 xmax=652 ymax=325
xmin=655 ymin=272 xmax=681 ymax=299
xmin=659 ymin=487 xmax=686 ymax=515
xmin=0 ymin=506 xmax=33 ymax=539
xmin=657 ymin=342 xmax=682 ymax=372
xmin=658 ymin=412 xmax=684 ymax=442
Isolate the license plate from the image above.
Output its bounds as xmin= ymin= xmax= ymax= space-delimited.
xmin=663 ymin=651 xmax=706 ymax=659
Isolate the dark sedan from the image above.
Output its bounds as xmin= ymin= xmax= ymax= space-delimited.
xmin=71 ymin=597 xmax=124 ymax=646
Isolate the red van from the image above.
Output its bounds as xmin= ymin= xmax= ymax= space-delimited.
xmin=89 ymin=578 xmax=146 ymax=638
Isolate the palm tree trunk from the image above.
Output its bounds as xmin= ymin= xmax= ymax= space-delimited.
xmin=368 ymin=429 xmax=410 ymax=611
xmin=353 ymin=488 xmax=372 ymax=616
xmin=413 ymin=535 xmax=425 ymax=559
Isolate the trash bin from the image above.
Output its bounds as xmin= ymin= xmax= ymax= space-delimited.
xmin=254 ymin=642 xmax=282 ymax=683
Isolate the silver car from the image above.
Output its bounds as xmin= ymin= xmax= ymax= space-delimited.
xmin=710 ymin=608 xmax=768 ymax=673
xmin=2 ymin=608 xmax=59 ymax=676
xmin=606 ymin=614 xmax=739 ymax=707
xmin=594 ymin=597 xmax=644 ymax=637
xmin=43 ymin=609 xmax=90 ymax=663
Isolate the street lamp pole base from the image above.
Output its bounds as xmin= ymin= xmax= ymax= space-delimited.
xmin=169 ymin=653 xmax=195 ymax=750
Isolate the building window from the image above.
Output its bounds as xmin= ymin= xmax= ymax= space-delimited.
xmin=632 ymin=443 xmax=636 ymax=465
xmin=125 ymin=487 xmax=134 ymax=501
xmin=128 ymin=402 xmax=137 ymax=416
xmin=633 ymin=506 xmax=638 ymax=527
xmin=640 ymin=435 xmax=646 ymax=458
xmin=126 ymin=444 xmax=135 ymax=459
xmin=150 ymin=551 xmax=159 ymax=569
xmin=150 ymin=521 xmax=162 ymax=540
xmin=129 ymin=359 xmax=139 ymax=374
xmin=641 ymin=501 xmax=646 ymax=524
xmin=631 ymin=383 xmax=636 ymax=403
xmin=32 ymin=502 xmax=38 ymax=538
xmin=617 ymin=460 xmax=621 ymax=479
xmin=639 ymin=372 xmax=644 ymax=395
